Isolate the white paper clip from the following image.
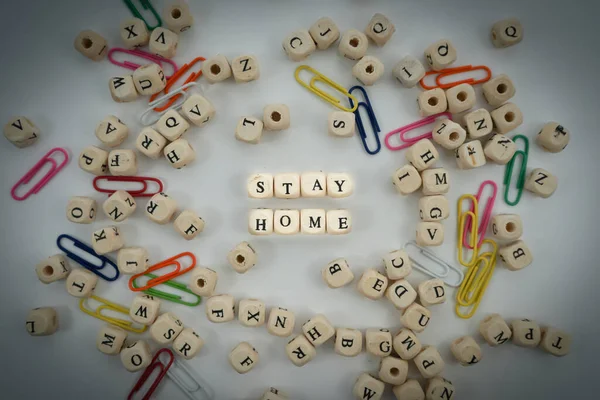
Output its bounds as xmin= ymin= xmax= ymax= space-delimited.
xmin=159 ymin=352 xmax=214 ymax=400
xmin=404 ymin=241 xmax=464 ymax=287
xmin=140 ymin=82 xmax=200 ymax=126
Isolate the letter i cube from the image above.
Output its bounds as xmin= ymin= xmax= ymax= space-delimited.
xmin=36 ymin=254 xmax=71 ymax=284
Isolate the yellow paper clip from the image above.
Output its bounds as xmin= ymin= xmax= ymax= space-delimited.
xmin=79 ymin=295 xmax=147 ymax=333
xmin=457 ymin=194 xmax=479 ymax=268
xmin=294 ymin=65 xmax=358 ymax=112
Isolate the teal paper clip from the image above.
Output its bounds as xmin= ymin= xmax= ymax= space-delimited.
xmin=123 ymin=0 xmax=162 ymax=31
xmin=131 ymin=273 xmax=201 ymax=307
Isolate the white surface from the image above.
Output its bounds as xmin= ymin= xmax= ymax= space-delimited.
xmin=0 ymin=0 xmax=599 ymax=399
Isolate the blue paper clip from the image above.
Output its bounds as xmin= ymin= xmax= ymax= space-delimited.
xmin=57 ymin=234 xmax=119 ymax=281
xmin=348 ymin=86 xmax=381 ymax=155
xmin=123 ymin=0 xmax=162 ymax=31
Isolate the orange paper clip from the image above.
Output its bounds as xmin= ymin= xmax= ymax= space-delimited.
xmin=129 ymin=252 xmax=196 ymax=292
xmin=420 ymin=65 xmax=492 ymax=90
xmin=149 ymin=57 xmax=205 ymax=112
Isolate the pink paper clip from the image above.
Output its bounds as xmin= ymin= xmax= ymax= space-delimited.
xmin=462 ymin=180 xmax=498 ymax=249
xmin=11 ymin=147 xmax=69 ymax=201
xmin=384 ymin=112 xmax=452 ymax=151
xmin=108 ymin=47 xmax=178 ymax=79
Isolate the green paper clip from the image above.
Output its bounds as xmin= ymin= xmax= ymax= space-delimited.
xmin=123 ymin=0 xmax=162 ymax=31
xmin=132 ymin=273 xmax=201 ymax=306
xmin=503 ymin=134 xmax=529 ymax=206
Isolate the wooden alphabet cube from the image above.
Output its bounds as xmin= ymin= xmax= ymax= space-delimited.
xmin=540 ymin=327 xmax=571 ymax=357
xmin=302 ymin=210 xmax=326 ymax=234
xmin=129 ymin=294 xmax=161 ymax=325
xmin=97 ymin=325 xmax=127 ymax=355
xmin=446 ymin=83 xmax=476 ymax=114
xmin=426 ymin=377 xmax=455 ymax=400
xmin=357 ymin=268 xmax=388 ymax=300
xmin=393 ymin=379 xmax=425 ymax=400
xmin=416 ymin=222 xmax=444 ymax=247
xmin=261 ymin=388 xmax=288 ymax=400
xmin=249 ymin=208 xmax=274 ymax=235
xmin=432 ymin=119 xmax=466 ymax=150
xmin=109 ymin=75 xmax=138 ymax=103
xmin=202 ymin=54 xmax=232 ymax=83
xmin=327 ymin=173 xmax=353 ymax=198
xmin=133 ymin=64 xmax=166 ymax=95
xmin=393 ymin=56 xmax=426 ymax=88
xmin=424 ymin=39 xmax=457 ymax=71
xmin=95 ymin=116 xmax=129 ymax=147
xmin=490 ymin=102 xmax=523 ymax=134
xmin=456 ymin=140 xmax=486 ymax=169
xmin=419 ymin=195 xmax=449 ymax=222
xmin=309 ymin=17 xmax=340 ymax=50
xmin=414 ymin=346 xmax=445 ymax=378
xmin=463 ymin=108 xmax=493 ymax=139
xmin=406 ymin=139 xmax=439 ymax=171
xmin=238 ymin=299 xmax=266 ymax=327
xmin=108 ymin=149 xmax=137 ymax=176
xmin=156 ymin=109 xmax=190 ymax=141
xmin=205 ymin=294 xmax=235 ymax=323
xmin=386 ymin=280 xmax=417 ymax=310
xmin=491 ymin=18 xmax=523 ymax=48
xmin=451 ymin=336 xmax=481 ymax=366
xmin=181 ymin=94 xmax=215 ymax=127
xmin=66 ymin=268 xmax=98 ymax=298
xmin=235 ymin=116 xmax=263 ymax=144
xmin=189 ymin=267 xmax=218 ymax=296
xmin=484 ymin=134 xmax=516 ymax=164
xmin=264 ymin=104 xmax=290 ymax=131
xmin=232 ymin=54 xmax=260 ymax=83
xmin=282 ymin=30 xmax=316 ymax=61
xmin=227 ymin=241 xmax=257 ymax=274
xmin=379 ymin=356 xmax=408 ymax=385
xmin=103 ymin=190 xmax=136 ymax=222
xmin=173 ymin=328 xmax=204 ymax=360
xmin=338 ymin=29 xmax=369 ymax=60
xmin=79 ymin=145 xmax=108 ymax=175
xmin=149 ymin=312 xmax=184 ymax=344
xmin=400 ymin=303 xmax=431 ymax=333
xmin=393 ymin=164 xmax=422 ymax=195
xmin=393 ymin=329 xmax=422 ymax=360
xmin=511 ymin=319 xmax=541 ymax=347
xmin=164 ymin=138 xmax=196 ymax=169
xmin=417 ymin=279 xmax=446 ymax=307
xmin=74 ymin=30 xmax=107 ymax=61
xmin=149 ymin=27 xmax=178 ymax=58
xmin=248 ymin=173 xmax=274 ymax=199
xmin=537 ymin=122 xmax=570 ymax=153
xmin=120 ymin=340 xmax=152 ymax=372
xmin=36 ymin=254 xmax=70 ymax=284
xmin=136 ymin=127 xmax=167 ymax=159
xmin=3 ymin=116 xmax=40 ymax=148
xmin=322 ymin=258 xmax=354 ymax=288
xmin=120 ymin=18 xmax=149 ymax=48
xmin=274 ymin=173 xmax=300 ymax=198
xmin=26 ymin=307 xmax=58 ymax=336
xmin=421 ymin=168 xmax=449 ymax=195
xmin=491 ymin=214 xmax=523 ymax=241
xmin=352 ymin=56 xmax=385 ymax=86
xmin=267 ymin=307 xmax=295 ymax=337
xmin=300 ymin=172 xmax=326 ymax=198
xmin=328 ymin=111 xmax=355 ymax=138
xmin=302 ymin=314 xmax=335 ymax=346
xmin=524 ymin=168 xmax=557 ymax=198
xmin=174 ymin=210 xmax=205 ymax=240
xmin=334 ymin=328 xmax=363 ymax=357
xmin=479 ymin=314 xmax=512 ymax=346
xmin=146 ymin=192 xmax=178 ymax=224
xmin=482 ymin=74 xmax=516 ymax=106
xmin=499 ymin=240 xmax=533 ymax=271
xmin=365 ymin=13 xmax=395 ymax=46
xmin=417 ymin=88 xmax=448 ymax=117
xmin=383 ymin=249 xmax=412 ymax=280
xmin=353 ymin=373 xmax=385 ymax=400
xmin=117 ymin=247 xmax=149 ymax=275
xmin=66 ymin=196 xmax=97 ymax=224
xmin=92 ymin=226 xmax=124 ymax=255
xmin=365 ymin=328 xmax=392 ymax=357
xmin=286 ymin=334 xmax=316 ymax=367
xmin=163 ymin=2 xmax=194 ymax=33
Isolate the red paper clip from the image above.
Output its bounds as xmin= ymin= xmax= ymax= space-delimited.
xmin=129 ymin=252 xmax=196 ymax=292
xmin=11 ymin=147 xmax=69 ymax=201
xmin=462 ymin=180 xmax=498 ymax=249
xmin=93 ymin=176 xmax=164 ymax=197
xmin=384 ymin=112 xmax=451 ymax=151
xmin=420 ymin=65 xmax=492 ymax=90
xmin=127 ymin=348 xmax=174 ymax=400
xmin=108 ymin=47 xmax=178 ymax=79
xmin=149 ymin=56 xmax=205 ymax=112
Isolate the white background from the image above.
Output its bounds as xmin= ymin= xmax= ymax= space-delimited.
xmin=0 ymin=0 xmax=599 ymax=399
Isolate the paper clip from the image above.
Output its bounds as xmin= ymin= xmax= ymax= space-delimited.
xmin=404 ymin=241 xmax=464 ymax=287
xmin=11 ymin=147 xmax=69 ymax=201
xmin=504 ymin=135 xmax=529 ymax=206
xmin=123 ymin=0 xmax=161 ymax=31
xmin=128 ymin=348 xmax=174 ymax=400
xmin=129 ymin=252 xmax=196 ymax=292
xmin=93 ymin=176 xmax=164 ymax=197
xmin=57 ymin=234 xmax=119 ymax=281
xmin=159 ymin=352 xmax=214 ymax=400
xmin=348 ymin=86 xmax=381 ymax=155
xmin=149 ymin=56 xmax=205 ymax=112
xmin=294 ymin=65 xmax=358 ymax=113
xmin=420 ymin=65 xmax=492 ymax=90
xmin=131 ymin=273 xmax=201 ymax=306
xmin=79 ymin=295 xmax=147 ymax=333
xmin=457 ymin=194 xmax=480 ymax=268
xmin=384 ymin=112 xmax=452 ymax=151
xmin=462 ymin=180 xmax=498 ymax=249
xmin=140 ymin=82 xmax=198 ymax=126
xmin=108 ymin=48 xmax=178 ymax=79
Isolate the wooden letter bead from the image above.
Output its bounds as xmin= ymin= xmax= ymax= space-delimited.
xmin=417 ymin=88 xmax=448 ymax=117
xmin=36 ymin=254 xmax=70 ymax=284
xmin=282 ymin=30 xmax=316 ymax=61
xmin=232 ymin=54 xmax=260 ymax=83
xmin=357 ymin=269 xmax=388 ymax=300
xmin=491 ymin=18 xmax=523 ymax=48
xmin=490 ymin=102 xmax=523 ymax=134
xmin=300 ymin=172 xmax=326 ymax=198
xmin=203 ymin=54 xmax=232 ymax=83
xmin=174 ymin=210 xmax=205 ymax=240
xmin=302 ymin=314 xmax=335 ymax=346
xmin=149 ymin=312 xmax=184 ymax=344
xmin=309 ymin=17 xmax=340 ymax=50
xmin=3 ymin=116 xmax=39 ymax=148
xmin=173 ymin=328 xmax=204 ymax=360
xmin=393 ymin=56 xmax=426 ymax=88
xmin=400 ymin=303 xmax=431 ymax=333
xmin=248 ymin=173 xmax=274 ymax=199
xmin=129 ymin=294 xmax=161 ymax=325
xmin=463 ymin=108 xmax=493 ymax=139
xmin=164 ymin=138 xmax=195 ymax=169
xmin=352 ymin=56 xmax=385 ymax=86
xmin=406 ymin=139 xmax=439 ymax=171
xmin=365 ymin=328 xmax=392 ymax=357
xmin=227 ymin=242 xmax=257 ymax=274
xmin=267 ymin=307 xmax=295 ymax=337
xmin=66 ymin=268 xmax=98 ymax=298
xmin=386 ymin=280 xmax=417 ymax=310
xmin=379 ymin=356 xmax=408 ymax=385
xmin=156 ymin=109 xmax=190 ymax=141
xmin=146 ymin=192 xmax=178 ymax=224
xmin=339 ymin=29 xmax=369 ymax=60
xmin=149 ymin=27 xmax=178 ymax=58
xmin=79 ymin=146 xmax=108 ymax=175
xmin=136 ymin=127 xmax=167 ymax=159
xmin=482 ymin=74 xmax=516 ymax=106
xmin=446 ymin=83 xmax=476 ymax=114
xmin=120 ymin=340 xmax=152 ymax=372
xmin=393 ymin=379 xmax=425 ymax=400
xmin=417 ymin=279 xmax=446 ymax=307
xmin=66 ymin=196 xmax=97 ymax=224
xmin=383 ymin=250 xmax=412 ymax=280
xmin=163 ymin=2 xmax=194 ymax=33
xmin=26 ymin=307 xmax=58 ymax=336
xmin=238 ymin=299 xmax=266 ymax=327
xmin=524 ymin=168 xmax=557 ymax=198
xmin=229 ymin=342 xmax=259 ymax=374
xmin=326 ymin=173 xmax=353 ymax=198
xmin=393 ymin=164 xmax=422 ymax=195
xmin=537 ymin=122 xmax=570 ymax=153
xmin=450 ymin=336 xmax=481 ymax=366
xmin=418 ymin=195 xmax=449 ymax=222
xmin=491 ymin=214 xmax=523 ymax=241
xmin=365 ymin=13 xmax=395 ymax=46
xmin=249 ymin=208 xmax=274 ymax=235
xmin=235 ymin=116 xmax=263 ymax=144
xmin=455 ymin=140 xmax=486 ymax=169
xmin=74 ymin=30 xmax=108 ymax=61
xmin=414 ymin=346 xmax=445 ymax=378
xmin=499 ymin=240 xmax=533 ymax=271
xmin=328 ymin=111 xmax=355 ymax=138
xmin=421 ymin=168 xmax=449 ymax=195
xmin=109 ymin=149 xmax=138 ymax=176
xmin=109 ymin=75 xmax=138 ymax=103
xmin=484 ymin=134 xmax=516 ymax=164
xmin=205 ymin=294 xmax=235 ymax=323
xmin=92 ymin=226 xmax=124 ymax=255
xmin=334 ymin=328 xmax=363 ymax=357
xmin=323 ymin=258 xmax=354 ymax=288
xmin=426 ymin=377 xmax=455 ymax=400
xmin=511 ymin=319 xmax=542 ymax=347
xmin=416 ymin=222 xmax=444 ymax=247
xmin=95 ymin=116 xmax=129 ymax=147
xmin=97 ymin=325 xmax=127 ymax=355
xmin=117 ymin=247 xmax=148 ymax=275
xmin=479 ymin=313 xmax=512 ymax=346
xmin=286 ymin=334 xmax=316 ymax=367
xmin=264 ymin=104 xmax=290 ymax=131
xmin=432 ymin=119 xmax=466 ymax=150
xmin=393 ymin=329 xmax=422 ymax=360
xmin=103 ymin=190 xmax=136 ymax=222
xmin=540 ymin=327 xmax=571 ymax=357
xmin=261 ymin=388 xmax=288 ymax=400
xmin=274 ymin=173 xmax=300 ymax=198
xmin=353 ymin=373 xmax=385 ymax=400
xmin=189 ymin=267 xmax=218 ymax=297
xmin=424 ymin=40 xmax=457 ymax=71
xmin=181 ymin=94 xmax=215 ymax=127
xmin=120 ymin=18 xmax=149 ymax=48
xmin=133 ymin=64 xmax=166 ymax=95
